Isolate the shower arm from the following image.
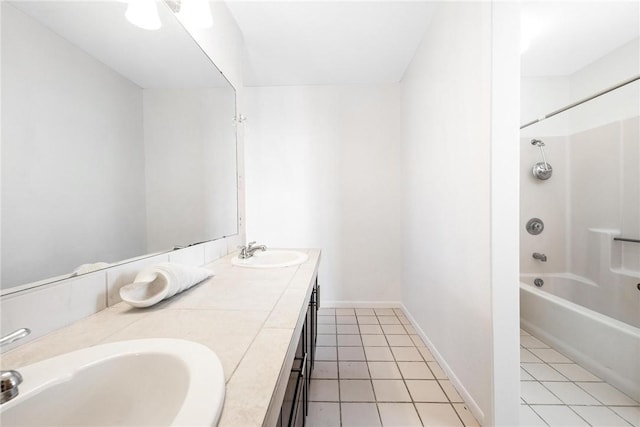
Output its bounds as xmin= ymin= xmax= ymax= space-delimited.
xmin=531 ymin=139 xmax=549 ymax=171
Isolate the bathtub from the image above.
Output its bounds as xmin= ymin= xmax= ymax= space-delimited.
xmin=520 ymin=274 xmax=640 ymax=402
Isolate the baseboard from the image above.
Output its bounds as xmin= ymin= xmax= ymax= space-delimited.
xmin=399 ymin=304 xmax=486 ymax=426
xmin=322 ymin=300 xmax=402 ymax=308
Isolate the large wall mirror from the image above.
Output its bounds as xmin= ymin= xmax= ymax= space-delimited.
xmin=1 ymin=1 xmax=238 ymax=292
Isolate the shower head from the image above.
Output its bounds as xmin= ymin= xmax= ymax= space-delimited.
xmin=531 ymin=138 xmax=553 ymax=180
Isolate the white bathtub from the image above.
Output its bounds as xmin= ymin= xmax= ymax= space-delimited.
xmin=520 ymin=274 xmax=640 ymax=402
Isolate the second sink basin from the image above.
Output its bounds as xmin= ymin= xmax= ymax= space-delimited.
xmin=232 ymin=250 xmax=309 ymax=268
xmin=0 ymin=338 xmax=225 ymax=426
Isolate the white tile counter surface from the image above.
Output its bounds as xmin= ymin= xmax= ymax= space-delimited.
xmin=0 ymin=249 xmax=321 ymax=427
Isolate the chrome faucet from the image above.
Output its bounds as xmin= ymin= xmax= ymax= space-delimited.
xmin=532 ymin=252 xmax=547 ymax=262
xmin=239 ymin=241 xmax=267 ymax=259
xmin=1 ymin=328 xmax=30 ymax=404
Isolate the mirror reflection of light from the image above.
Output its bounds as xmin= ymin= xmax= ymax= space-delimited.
xmin=125 ymin=0 xmax=162 ymax=30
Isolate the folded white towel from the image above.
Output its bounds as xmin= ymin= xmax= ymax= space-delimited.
xmin=119 ymin=262 xmax=213 ymax=308
xmin=71 ymin=262 xmax=110 ymax=276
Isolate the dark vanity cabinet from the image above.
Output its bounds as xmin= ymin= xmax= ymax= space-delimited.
xmin=277 ymin=277 xmax=319 ymax=427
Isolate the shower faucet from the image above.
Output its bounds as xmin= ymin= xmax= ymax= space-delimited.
xmin=532 ymin=252 xmax=547 ymax=262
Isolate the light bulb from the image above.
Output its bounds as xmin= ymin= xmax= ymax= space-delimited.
xmin=126 ymin=0 xmax=162 ymax=30
xmin=176 ymin=0 xmax=213 ymax=30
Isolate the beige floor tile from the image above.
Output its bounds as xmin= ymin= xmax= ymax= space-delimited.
xmin=317 ymin=324 xmax=337 ymax=334
xmin=338 ymin=346 xmax=366 ymax=361
xmin=548 ymin=363 xmax=601 ymax=382
xmin=427 ymin=361 xmax=448 ymax=379
xmin=317 ymin=308 xmax=335 ymax=315
xmin=409 ymin=335 xmax=426 ymax=347
xmin=359 ymin=325 xmax=384 ymax=335
xmin=382 ymin=325 xmax=407 ymax=335
xmin=403 ymin=324 xmax=417 ymax=334
xmin=338 ymin=334 xmax=363 ymax=346
xmin=372 ymin=380 xmax=412 ymax=402
xmin=418 ymin=346 xmax=435 ymax=361
xmin=339 ymin=361 xmax=370 ymax=379
xmin=415 ymin=403 xmax=464 ymax=426
xmin=397 ymin=361 xmax=434 ymax=379
xmin=375 ymin=308 xmax=396 ymax=316
xmin=337 ymin=315 xmax=358 ymax=325
xmin=576 ymin=382 xmax=638 ymax=405
xmin=378 ymin=316 xmax=401 ymax=325
xmin=368 ymin=362 xmax=402 ymax=379
xmin=570 ymin=406 xmax=631 ymax=427
xmin=365 ymin=346 xmax=395 ymax=361
xmin=406 ymin=380 xmax=448 ymax=402
xmin=439 ymin=380 xmax=464 ymax=402
xmin=309 ymin=379 xmax=339 ymax=402
xmin=377 ymin=403 xmax=422 ymax=427
xmin=358 ymin=316 xmax=380 ymax=325
xmin=397 ymin=316 xmax=411 ymax=325
xmin=316 ymin=334 xmax=337 ymax=346
xmin=316 ymin=346 xmax=337 ymax=361
xmin=312 ymin=361 xmax=338 ymax=379
xmin=340 ymin=379 xmax=375 ymax=402
xmin=355 ymin=308 xmax=376 ymax=315
xmin=391 ymin=346 xmax=423 ymax=361
xmin=336 ymin=308 xmax=356 ymax=316
xmin=337 ymin=324 xmax=360 ymax=334
xmin=318 ymin=315 xmax=336 ymax=325
xmin=528 ymin=348 xmax=572 ymax=363
xmin=385 ymin=335 xmax=414 ymax=347
xmin=341 ymin=402 xmax=382 ymax=427
xmin=307 ymin=402 xmax=340 ymax=427
xmin=361 ymin=335 xmax=389 ymax=347
xmin=453 ymin=403 xmax=480 ymax=427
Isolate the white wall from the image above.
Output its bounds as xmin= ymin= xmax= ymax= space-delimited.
xmin=244 ymin=85 xmax=403 ymax=304
xmin=401 ymin=2 xmax=520 ymax=424
xmin=1 ymin=3 xmax=147 ymax=288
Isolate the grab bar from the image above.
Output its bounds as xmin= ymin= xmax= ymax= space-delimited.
xmin=613 ymin=237 xmax=640 ymax=244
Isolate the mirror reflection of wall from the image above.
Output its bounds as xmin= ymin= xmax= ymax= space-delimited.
xmin=1 ymin=1 xmax=238 ymax=291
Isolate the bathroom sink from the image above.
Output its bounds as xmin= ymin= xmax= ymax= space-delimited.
xmin=0 ymin=338 xmax=225 ymax=426
xmin=232 ymin=250 xmax=309 ymax=268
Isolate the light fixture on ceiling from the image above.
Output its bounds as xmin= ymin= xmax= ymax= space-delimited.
xmin=166 ymin=0 xmax=213 ymax=30
xmin=125 ymin=0 xmax=162 ymax=30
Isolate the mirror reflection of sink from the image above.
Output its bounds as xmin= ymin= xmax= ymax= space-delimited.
xmin=0 ymin=339 xmax=225 ymax=426
xmin=232 ymin=250 xmax=309 ymax=269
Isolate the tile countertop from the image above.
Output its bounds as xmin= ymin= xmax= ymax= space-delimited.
xmin=0 ymin=249 xmax=321 ymax=427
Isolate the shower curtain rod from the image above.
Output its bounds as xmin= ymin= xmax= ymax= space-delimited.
xmin=520 ymin=74 xmax=640 ymax=130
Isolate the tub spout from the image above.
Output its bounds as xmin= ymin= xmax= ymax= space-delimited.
xmin=532 ymin=252 xmax=547 ymax=262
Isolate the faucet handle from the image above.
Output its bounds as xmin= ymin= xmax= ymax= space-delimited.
xmin=0 ymin=328 xmax=30 ymax=347
xmin=0 ymin=370 xmax=23 ymax=404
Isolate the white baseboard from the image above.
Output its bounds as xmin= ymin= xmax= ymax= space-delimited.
xmin=321 ymin=300 xmax=402 ymax=308
xmin=399 ymin=304 xmax=485 ymax=426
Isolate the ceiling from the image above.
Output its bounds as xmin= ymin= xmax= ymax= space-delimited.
xmin=226 ymin=1 xmax=438 ymax=86
xmin=228 ymin=1 xmax=639 ymax=86
xmin=521 ymin=1 xmax=640 ymax=77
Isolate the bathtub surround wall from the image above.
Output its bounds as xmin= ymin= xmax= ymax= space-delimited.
xmin=245 ymin=84 xmax=403 ymax=305
xmin=0 ymin=1 xmax=246 ymax=347
xmin=520 ymin=38 xmax=640 ymax=325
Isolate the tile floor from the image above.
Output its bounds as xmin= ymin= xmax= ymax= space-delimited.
xmin=307 ymin=307 xmax=640 ymax=426
xmin=307 ymin=307 xmax=479 ymax=427
xmin=519 ymin=329 xmax=640 ymax=427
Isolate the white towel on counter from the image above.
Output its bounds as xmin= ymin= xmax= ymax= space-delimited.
xmin=119 ymin=262 xmax=214 ymax=308
xmin=71 ymin=262 xmax=110 ymax=276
